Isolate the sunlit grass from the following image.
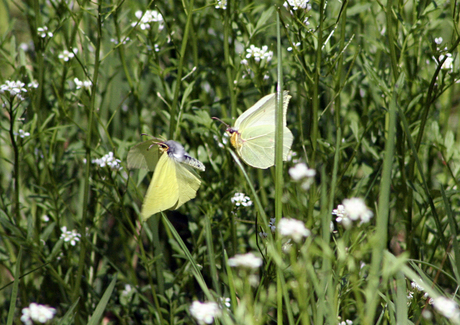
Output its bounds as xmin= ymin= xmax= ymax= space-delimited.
xmin=1 ymin=0 xmax=460 ymax=324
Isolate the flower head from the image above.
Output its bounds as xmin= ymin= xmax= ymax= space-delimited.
xmin=228 ymin=252 xmax=263 ymax=269
xmin=21 ymin=303 xmax=56 ymax=325
xmin=440 ymin=53 xmax=454 ymax=71
xmin=342 ymin=198 xmax=373 ymax=222
xmin=14 ymin=129 xmax=31 ymax=138
xmin=58 ymin=50 xmax=75 ymax=61
xmin=289 ymin=163 xmax=316 ymax=190
xmin=0 ymin=80 xmax=27 ymax=97
xmin=60 ymin=226 xmax=81 ymax=246
xmin=215 ymin=0 xmax=227 ymax=9
xmin=278 ymin=218 xmax=310 ymax=242
xmin=245 ymin=44 xmax=273 ymax=63
xmin=284 ymin=0 xmax=311 ymax=11
xmin=37 ymin=26 xmax=53 ymax=38
xmin=92 ymin=152 xmax=123 ymax=170
xmin=433 ymin=297 xmax=460 ymax=321
xmin=74 ymin=78 xmax=92 ymax=90
xmin=132 ymin=10 xmax=164 ymax=31
xmin=231 ymin=192 xmax=252 ymax=207
xmin=189 ymin=301 xmax=221 ymax=324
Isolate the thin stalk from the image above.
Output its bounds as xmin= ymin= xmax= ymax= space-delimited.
xmin=276 ymin=11 xmax=285 ymax=324
xmin=169 ymin=0 xmax=195 ymax=139
xmin=364 ymin=74 xmax=403 ymax=323
xmin=72 ymin=2 xmax=102 ymax=313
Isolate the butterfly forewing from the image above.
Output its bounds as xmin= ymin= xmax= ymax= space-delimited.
xmin=141 ymin=153 xmax=179 ymax=220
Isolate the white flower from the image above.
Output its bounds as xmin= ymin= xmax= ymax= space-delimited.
xmin=333 ymin=204 xmax=352 ymax=228
xmin=21 ymin=303 xmax=56 ymax=325
xmin=246 ymin=44 xmax=259 ymax=59
xmin=28 ymin=80 xmax=39 ymax=88
xmin=342 ymin=198 xmax=373 ymax=223
xmin=433 ymin=297 xmax=460 ymax=321
xmin=278 ymin=218 xmax=310 ymax=242
xmin=228 ymin=252 xmax=263 ymax=269
xmin=58 ymin=50 xmax=75 ymax=61
xmin=215 ymin=0 xmax=227 ymax=9
xmin=434 ymin=37 xmax=443 ymax=45
xmin=231 ymin=192 xmax=252 ymax=207
xmin=411 ymin=281 xmax=424 ymax=292
xmin=92 ymin=152 xmax=123 ymax=170
xmin=132 ymin=10 xmax=164 ymax=31
xmin=189 ymin=301 xmax=221 ymax=324
xmin=220 ymin=297 xmax=231 ymax=308
xmin=121 ymin=284 xmax=133 ymax=296
xmin=440 ymin=53 xmax=454 ymax=70
xmin=339 ymin=320 xmax=353 ymax=325
xmin=289 ymin=163 xmax=314 ymax=181
xmin=0 ymin=80 xmax=27 ymax=96
xmin=289 ymin=163 xmax=316 ymax=190
xmin=74 ymin=78 xmax=92 ymax=90
xmin=60 ymin=226 xmax=81 ymax=246
xmin=37 ymin=26 xmax=53 ymax=38
xmin=287 ymin=42 xmax=301 ymax=52
xmin=41 ymin=215 xmax=50 ymax=222
xmin=14 ymin=129 xmax=31 ymax=138
xmin=284 ymin=0 xmax=310 ymax=10
xmin=240 ymin=59 xmax=248 ymax=65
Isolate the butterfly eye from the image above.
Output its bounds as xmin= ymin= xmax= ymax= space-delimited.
xmin=159 ymin=143 xmax=169 ymax=152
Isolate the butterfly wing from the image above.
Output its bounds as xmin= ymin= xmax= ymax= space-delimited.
xmin=173 ymin=163 xmax=201 ymax=209
xmin=235 ymin=91 xmax=291 ymax=130
xmin=127 ymin=140 xmax=159 ymax=171
xmin=234 ymin=91 xmax=293 ymax=169
xmin=239 ymin=125 xmax=294 ymax=169
xmin=141 ymin=153 xmax=179 ymax=220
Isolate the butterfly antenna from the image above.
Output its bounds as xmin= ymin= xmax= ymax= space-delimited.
xmin=211 ymin=117 xmax=230 ymax=128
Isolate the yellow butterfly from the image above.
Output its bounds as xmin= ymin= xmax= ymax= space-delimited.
xmin=128 ymin=137 xmax=205 ymax=220
xmin=213 ymin=91 xmax=293 ymax=169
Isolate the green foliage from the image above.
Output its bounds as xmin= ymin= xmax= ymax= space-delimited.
xmin=1 ymin=0 xmax=460 ymax=324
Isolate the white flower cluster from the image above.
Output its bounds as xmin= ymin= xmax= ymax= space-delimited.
xmin=92 ymin=152 xmax=123 ymax=170
xmin=278 ymin=218 xmax=310 ymax=242
xmin=284 ymin=0 xmax=311 ymax=11
xmin=58 ymin=49 xmax=75 ymax=61
xmin=37 ymin=26 xmax=53 ymax=38
xmin=15 ymin=129 xmax=31 ymax=138
xmin=433 ymin=297 xmax=460 ymax=322
xmin=0 ymin=80 xmax=27 ymax=97
xmin=189 ymin=301 xmax=221 ymax=324
xmin=21 ymin=303 xmax=56 ymax=325
xmin=245 ymin=45 xmax=273 ymax=63
xmin=215 ymin=0 xmax=227 ymax=9
xmin=231 ymin=192 xmax=252 ymax=207
xmin=132 ymin=10 xmax=164 ymax=31
xmin=333 ymin=198 xmax=373 ymax=229
xmin=339 ymin=320 xmax=353 ymax=325
xmin=228 ymin=252 xmax=263 ymax=269
xmin=289 ymin=163 xmax=316 ymax=190
xmin=60 ymin=226 xmax=81 ymax=246
xmin=432 ymin=37 xmax=454 ymax=71
xmin=74 ymin=78 xmax=92 ymax=90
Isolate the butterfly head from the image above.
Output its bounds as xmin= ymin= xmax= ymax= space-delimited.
xmin=160 ymin=140 xmax=186 ymax=163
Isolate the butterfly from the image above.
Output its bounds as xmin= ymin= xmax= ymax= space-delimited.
xmin=213 ymin=91 xmax=293 ymax=169
xmin=128 ymin=136 xmax=205 ymax=220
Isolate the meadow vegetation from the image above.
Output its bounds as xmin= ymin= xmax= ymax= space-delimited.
xmin=1 ymin=0 xmax=460 ymax=324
